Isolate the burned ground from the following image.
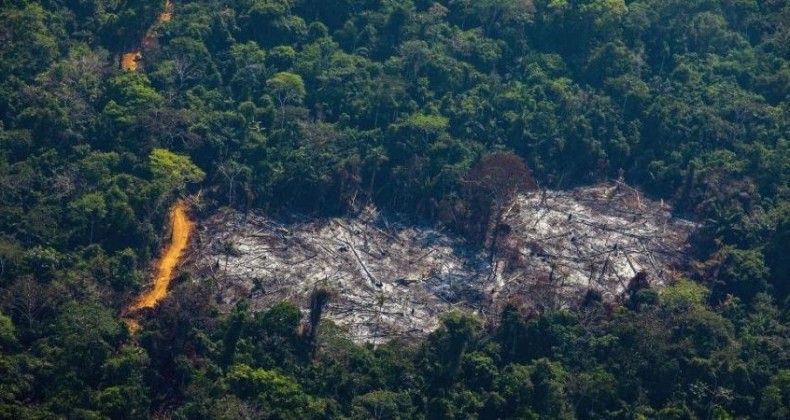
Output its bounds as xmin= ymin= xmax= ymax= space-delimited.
xmin=190 ymin=183 xmax=696 ymax=342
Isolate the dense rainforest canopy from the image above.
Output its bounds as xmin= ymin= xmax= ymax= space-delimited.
xmin=0 ymin=0 xmax=789 ymax=418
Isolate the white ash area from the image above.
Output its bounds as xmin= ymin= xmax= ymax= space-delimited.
xmin=493 ymin=184 xmax=696 ymax=309
xmin=194 ymin=208 xmax=489 ymax=342
xmin=192 ymin=183 xmax=695 ymax=342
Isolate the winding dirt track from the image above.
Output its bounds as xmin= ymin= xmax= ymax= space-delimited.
xmin=129 ymin=201 xmax=194 ymax=312
xmin=121 ymin=0 xmax=173 ymax=71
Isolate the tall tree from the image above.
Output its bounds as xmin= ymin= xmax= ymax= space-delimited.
xmin=266 ymin=72 xmax=306 ymax=128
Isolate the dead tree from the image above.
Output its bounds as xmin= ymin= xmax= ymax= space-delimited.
xmin=216 ymin=160 xmax=249 ymax=207
xmin=306 ymin=286 xmax=336 ymax=349
xmin=462 ymin=152 xmax=537 ymax=261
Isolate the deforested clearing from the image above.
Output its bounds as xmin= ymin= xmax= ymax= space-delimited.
xmin=192 ymin=183 xmax=695 ymax=342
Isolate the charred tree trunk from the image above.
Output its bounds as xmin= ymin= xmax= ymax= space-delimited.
xmin=306 ymin=287 xmax=334 ymax=354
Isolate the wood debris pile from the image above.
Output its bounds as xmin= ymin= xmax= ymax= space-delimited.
xmin=191 ymin=183 xmax=696 ymax=342
xmin=493 ymin=183 xmax=695 ymax=310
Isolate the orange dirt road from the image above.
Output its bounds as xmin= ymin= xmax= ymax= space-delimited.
xmin=159 ymin=0 xmax=173 ymax=22
xmin=121 ymin=50 xmax=142 ymax=71
xmin=121 ymin=0 xmax=173 ymax=71
xmin=129 ymin=201 xmax=194 ymax=312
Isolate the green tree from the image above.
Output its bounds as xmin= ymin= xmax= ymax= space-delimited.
xmin=0 ymin=311 xmax=15 ymax=351
xmin=715 ymin=247 xmax=771 ymax=302
xmin=405 ymin=113 xmax=449 ymax=143
xmin=528 ymin=358 xmax=573 ymax=419
xmin=422 ymin=311 xmax=480 ymax=395
xmin=765 ymin=208 xmax=790 ymax=300
xmin=758 ymin=370 xmax=790 ymax=419
xmin=266 ymin=72 xmax=306 ymax=128
xmin=69 ymin=193 xmax=107 ymax=244
xmin=351 ymin=390 xmax=415 ymax=420
xmin=149 ymin=148 xmax=205 ymax=202
xmin=225 ymin=364 xmax=328 ymax=418
xmin=0 ymin=4 xmax=58 ymax=81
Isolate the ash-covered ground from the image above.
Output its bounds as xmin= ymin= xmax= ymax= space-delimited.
xmin=190 ymin=183 xmax=696 ymax=342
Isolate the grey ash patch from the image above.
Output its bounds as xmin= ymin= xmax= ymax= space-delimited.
xmin=191 ymin=183 xmax=695 ymax=342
